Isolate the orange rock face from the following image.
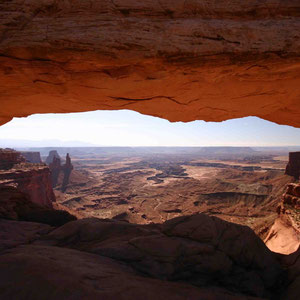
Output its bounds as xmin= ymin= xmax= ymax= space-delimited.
xmin=0 ymin=1 xmax=300 ymax=126
xmin=0 ymin=149 xmax=55 ymax=208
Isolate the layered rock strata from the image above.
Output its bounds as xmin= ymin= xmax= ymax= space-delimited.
xmin=0 ymin=164 xmax=55 ymax=208
xmin=0 ymin=148 xmax=55 ymax=207
xmin=0 ymin=148 xmax=25 ymax=170
xmin=0 ymin=0 xmax=299 ymax=127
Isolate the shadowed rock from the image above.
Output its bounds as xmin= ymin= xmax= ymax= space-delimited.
xmin=49 ymin=156 xmax=61 ymax=187
xmin=285 ymin=152 xmax=300 ymax=180
xmin=0 ymin=148 xmax=25 ymax=170
xmin=61 ymin=153 xmax=73 ymax=192
xmin=0 ymin=185 xmax=76 ymax=227
xmin=36 ymin=214 xmax=283 ymax=298
xmin=20 ymin=151 xmax=42 ymax=164
xmin=45 ymin=150 xmax=61 ymax=165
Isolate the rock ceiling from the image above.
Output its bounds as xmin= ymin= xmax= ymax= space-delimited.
xmin=0 ymin=0 xmax=299 ymax=127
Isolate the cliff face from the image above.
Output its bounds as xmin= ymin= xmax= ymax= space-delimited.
xmin=285 ymin=152 xmax=300 ymax=180
xmin=0 ymin=0 xmax=299 ymax=127
xmin=0 ymin=149 xmax=55 ymax=208
xmin=20 ymin=151 xmax=42 ymax=164
xmin=0 ymin=164 xmax=55 ymax=208
xmin=0 ymin=149 xmax=25 ymax=170
xmin=0 ymin=185 xmax=76 ymax=226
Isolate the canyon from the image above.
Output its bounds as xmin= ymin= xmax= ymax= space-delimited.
xmin=0 ymin=146 xmax=299 ymax=299
xmin=0 ymin=0 xmax=300 ymax=299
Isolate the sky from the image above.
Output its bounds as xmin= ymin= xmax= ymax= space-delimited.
xmin=0 ymin=110 xmax=300 ymax=147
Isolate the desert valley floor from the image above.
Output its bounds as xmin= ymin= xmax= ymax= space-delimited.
xmin=45 ymin=147 xmax=293 ymax=241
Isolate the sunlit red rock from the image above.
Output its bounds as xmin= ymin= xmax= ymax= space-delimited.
xmin=0 ymin=0 xmax=299 ymax=127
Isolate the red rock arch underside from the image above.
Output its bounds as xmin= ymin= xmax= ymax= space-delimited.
xmin=0 ymin=0 xmax=300 ymax=127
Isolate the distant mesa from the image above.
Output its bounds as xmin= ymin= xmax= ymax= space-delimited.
xmin=20 ymin=151 xmax=42 ymax=164
xmin=285 ymin=152 xmax=300 ymax=180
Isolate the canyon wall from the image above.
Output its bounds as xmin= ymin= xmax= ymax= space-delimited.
xmin=0 ymin=165 xmax=55 ymax=208
xmin=0 ymin=0 xmax=299 ymax=127
xmin=0 ymin=149 xmax=55 ymax=208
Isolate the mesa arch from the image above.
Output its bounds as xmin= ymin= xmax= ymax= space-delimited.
xmin=0 ymin=0 xmax=299 ymax=127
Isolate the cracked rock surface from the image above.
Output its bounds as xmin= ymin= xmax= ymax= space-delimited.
xmin=0 ymin=0 xmax=299 ymax=126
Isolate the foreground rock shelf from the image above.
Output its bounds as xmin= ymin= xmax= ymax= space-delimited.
xmin=0 ymin=214 xmax=299 ymax=299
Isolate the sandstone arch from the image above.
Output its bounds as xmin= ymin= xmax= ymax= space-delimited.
xmin=0 ymin=0 xmax=299 ymax=127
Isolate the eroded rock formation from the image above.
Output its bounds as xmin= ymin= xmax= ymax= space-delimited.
xmin=285 ymin=152 xmax=300 ymax=180
xmin=0 ymin=0 xmax=299 ymax=127
xmin=45 ymin=150 xmax=60 ymax=165
xmin=49 ymin=156 xmax=61 ymax=188
xmin=46 ymin=151 xmax=73 ymax=190
xmin=61 ymin=153 xmax=73 ymax=192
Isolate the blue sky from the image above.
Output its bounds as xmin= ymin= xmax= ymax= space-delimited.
xmin=0 ymin=110 xmax=299 ymax=147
